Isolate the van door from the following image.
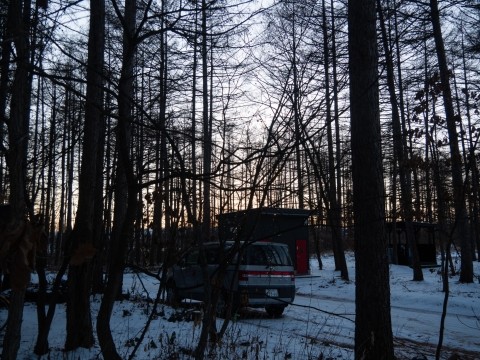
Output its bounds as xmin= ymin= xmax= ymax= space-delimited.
xmin=178 ymin=249 xmax=202 ymax=300
xmin=240 ymin=243 xmax=295 ymax=306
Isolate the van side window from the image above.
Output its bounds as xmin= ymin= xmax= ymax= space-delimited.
xmin=184 ymin=250 xmax=199 ymax=265
xmin=205 ymin=247 xmax=219 ymax=264
xmin=266 ymin=245 xmax=292 ymax=266
xmin=264 ymin=246 xmax=279 ymax=265
xmin=249 ymin=247 xmax=267 ymax=265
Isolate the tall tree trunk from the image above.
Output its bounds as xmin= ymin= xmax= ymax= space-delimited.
xmin=461 ymin=32 xmax=480 ymax=261
xmin=197 ymin=4 xmax=216 ymax=357
xmin=330 ymin=0 xmax=348 ymax=278
xmin=159 ymin=12 xmax=171 ymax=265
xmin=64 ymin=0 xmax=105 ymax=350
xmin=97 ymin=0 xmax=137 ymax=358
xmin=66 ymin=96 xmax=75 ymax=234
xmin=348 ymin=0 xmax=394 ymax=358
xmin=1 ymin=0 xmax=32 ymax=359
xmin=430 ymin=0 xmax=473 ymax=283
xmin=191 ymin=3 xmax=199 ymax=233
xmin=323 ymin=0 xmax=348 ymax=280
xmin=56 ymin=92 xmax=67 ymax=265
xmin=34 ymin=86 xmax=57 ymax=355
xmin=92 ymin=108 xmax=107 ymax=292
xmin=378 ymin=0 xmax=423 ymax=280
xmin=0 ymin=6 xmax=12 ymax=195
xmin=32 ymin=77 xmax=49 ymax=354
xmin=292 ymin=7 xmax=304 ymax=210
xmin=422 ymin=22 xmax=434 ymax=226
xmin=201 ymin=0 xmax=212 ymax=242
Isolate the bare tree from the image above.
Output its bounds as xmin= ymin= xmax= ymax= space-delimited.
xmin=201 ymin=0 xmax=212 ymax=242
xmin=430 ymin=0 xmax=473 ymax=283
xmin=348 ymin=0 xmax=394 ymax=358
xmin=97 ymin=0 xmax=137 ymax=358
xmin=64 ymin=0 xmax=105 ymax=350
xmin=0 ymin=3 xmax=11 ymax=199
xmin=1 ymin=0 xmax=34 ymax=358
xmin=378 ymin=0 xmax=423 ymax=280
xmin=322 ymin=0 xmax=348 ymax=280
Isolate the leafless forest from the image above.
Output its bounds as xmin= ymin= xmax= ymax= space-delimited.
xmin=0 ymin=0 xmax=479 ymax=359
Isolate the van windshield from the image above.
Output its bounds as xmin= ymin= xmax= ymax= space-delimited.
xmin=245 ymin=244 xmax=292 ymax=266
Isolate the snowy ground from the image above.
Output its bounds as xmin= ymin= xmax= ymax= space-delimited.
xmin=3 ymin=252 xmax=480 ymax=360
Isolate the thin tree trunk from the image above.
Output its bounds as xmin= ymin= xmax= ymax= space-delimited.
xmin=97 ymin=0 xmax=136 ymax=358
xmin=92 ymin=109 xmax=107 ymax=293
xmin=461 ymin=32 xmax=480 ymax=261
xmin=159 ymin=10 xmax=171 ymax=265
xmin=330 ymin=0 xmax=348 ymax=277
xmin=201 ymin=0 xmax=212 ymax=242
xmin=191 ymin=3 xmax=199 ymax=233
xmin=56 ymin=90 xmax=67 ymax=265
xmin=378 ymin=0 xmax=423 ymax=280
xmin=0 ymin=8 xmax=12 ymax=195
xmin=66 ymin=94 xmax=75 ymax=235
xmin=34 ymin=84 xmax=55 ymax=353
xmin=197 ymin=3 xmax=215 ymax=356
xmin=292 ymin=7 xmax=304 ymax=210
xmin=420 ymin=19 xmax=434 ymax=227
xmin=430 ymin=0 xmax=473 ymax=283
xmin=323 ymin=0 xmax=348 ymax=280
xmin=195 ymin=0 xmax=216 ymax=352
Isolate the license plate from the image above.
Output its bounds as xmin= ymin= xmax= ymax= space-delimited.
xmin=266 ymin=289 xmax=278 ymax=297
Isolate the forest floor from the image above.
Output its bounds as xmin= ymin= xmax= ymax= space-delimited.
xmin=2 ymin=251 xmax=480 ymax=360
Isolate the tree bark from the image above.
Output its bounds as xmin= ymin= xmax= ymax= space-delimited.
xmin=64 ymin=0 xmax=105 ymax=350
xmin=430 ymin=0 xmax=473 ymax=283
xmin=2 ymin=290 xmax=26 ymax=359
xmin=377 ymin=0 xmax=423 ymax=280
xmin=201 ymin=0 xmax=212 ymax=242
xmin=0 ymin=4 xmax=12 ymax=194
xmin=348 ymin=0 xmax=394 ymax=358
xmin=1 ymin=0 xmax=32 ymax=358
xmin=323 ymin=0 xmax=348 ymax=281
xmin=97 ymin=0 xmax=136 ymax=358
xmin=292 ymin=6 xmax=304 ymax=210
xmin=461 ymin=33 xmax=480 ymax=262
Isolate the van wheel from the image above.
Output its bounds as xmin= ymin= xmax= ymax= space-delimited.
xmin=166 ymin=281 xmax=181 ymax=307
xmin=265 ymin=305 xmax=285 ymax=318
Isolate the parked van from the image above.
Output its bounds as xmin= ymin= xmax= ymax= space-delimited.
xmin=165 ymin=241 xmax=295 ymax=317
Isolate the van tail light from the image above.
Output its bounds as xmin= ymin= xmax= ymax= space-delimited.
xmin=238 ymin=271 xmax=295 ymax=282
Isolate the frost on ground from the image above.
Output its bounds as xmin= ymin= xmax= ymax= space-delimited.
xmin=3 ymin=252 xmax=479 ymax=360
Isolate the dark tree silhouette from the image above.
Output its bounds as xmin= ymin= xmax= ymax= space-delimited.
xmin=1 ymin=0 xmax=34 ymax=358
xmin=65 ymin=0 xmax=105 ymax=351
xmin=348 ymin=0 xmax=394 ymax=358
xmin=430 ymin=0 xmax=473 ymax=283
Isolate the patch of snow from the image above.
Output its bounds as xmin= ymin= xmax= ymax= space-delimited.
xmin=3 ymin=252 xmax=479 ymax=359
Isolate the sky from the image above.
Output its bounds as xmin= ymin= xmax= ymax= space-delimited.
xmin=5 ymin=252 xmax=480 ymax=360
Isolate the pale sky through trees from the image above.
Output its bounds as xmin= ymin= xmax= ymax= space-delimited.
xmin=0 ymin=1 xmax=479 ymax=357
